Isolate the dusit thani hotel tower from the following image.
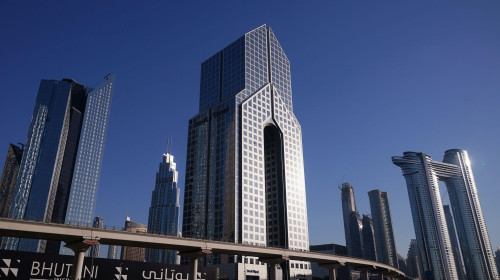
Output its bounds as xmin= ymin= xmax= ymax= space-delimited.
xmin=393 ymin=150 xmax=499 ymax=280
xmin=183 ymin=25 xmax=311 ymax=279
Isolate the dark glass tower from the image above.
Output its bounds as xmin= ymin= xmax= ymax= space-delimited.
xmin=393 ymin=150 xmax=499 ymax=280
xmin=361 ymin=215 xmax=377 ymax=261
xmin=368 ymin=189 xmax=398 ymax=267
xmin=2 ymin=77 xmax=115 ymax=253
xmin=407 ymin=239 xmax=423 ymax=279
xmin=182 ymin=25 xmax=310 ymax=278
xmin=0 ymin=144 xmax=23 ymax=217
xmin=341 ymin=182 xmax=363 ymax=258
xmin=146 ymin=152 xmax=181 ymax=264
xmin=397 ymin=254 xmax=408 ymax=275
xmin=496 ymin=247 xmax=500 ymax=278
xmin=108 ymin=245 xmax=119 ymax=260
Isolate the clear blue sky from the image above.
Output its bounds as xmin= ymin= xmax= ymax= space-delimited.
xmin=1 ymin=1 xmax=499 ymax=257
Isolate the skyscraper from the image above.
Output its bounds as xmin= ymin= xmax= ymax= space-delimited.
xmin=182 ymin=25 xmax=310 ymax=278
xmin=361 ymin=215 xmax=377 ymax=261
xmin=0 ymin=144 xmax=23 ymax=217
xmin=2 ymin=77 xmax=115 ymax=253
xmin=107 ymin=245 xmax=119 ymax=260
xmin=368 ymin=189 xmax=398 ymax=267
xmin=392 ymin=152 xmax=457 ymax=280
xmin=146 ymin=151 xmax=181 ymax=264
xmin=496 ymin=247 xmax=500 ymax=278
xmin=443 ymin=204 xmax=466 ymax=280
xmin=341 ymin=183 xmax=364 ymax=258
xmin=397 ymin=254 xmax=408 ymax=275
xmin=89 ymin=216 xmax=103 ymax=258
xmin=393 ymin=150 xmax=499 ymax=280
xmin=407 ymin=239 xmax=423 ymax=279
xmin=121 ymin=216 xmax=147 ymax=261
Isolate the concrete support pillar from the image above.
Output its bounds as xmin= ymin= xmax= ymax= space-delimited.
xmin=64 ymin=239 xmax=99 ymax=280
xmin=190 ymin=258 xmax=199 ymax=280
xmin=70 ymin=250 xmax=85 ymax=280
xmin=319 ymin=262 xmax=343 ymax=280
xmin=379 ymin=273 xmax=384 ymax=280
xmin=269 ymin=263 xmax=278 ymax=280
xmin=328 ymin=267 xmax=336 ymax=280
xmin=178 ymin=248 xmax=212 ymax=280
xmin=259 ymin=256 xmax=289 ymax=280
xmin=353 ymin=265 xmax=376 ymax=280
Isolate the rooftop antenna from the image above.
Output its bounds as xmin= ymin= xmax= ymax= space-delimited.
xmin=166 ymin=137 xmax=173 ymax=156
xmin=104 ymin=73 xmax=111 ymax=80
xmin=166 ymin=138 xmax=171 ymax=156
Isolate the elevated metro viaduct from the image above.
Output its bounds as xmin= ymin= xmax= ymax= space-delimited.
xmin=0 ymin=218 xmax=412 ymax=280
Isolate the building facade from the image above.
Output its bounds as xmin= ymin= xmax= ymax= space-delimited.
xmin=121 ymin=216 xmax=147 ymax=261
xmin=0 ymin=144 xmax=23 ymax=217
xmin=368 ymin=189 xmax=398 ymax=268
xmin=443 ymin=204 xmax=466 ymax=280
xmin=107 ymin=245 xmax=119 ymax=260
xmin=496 ymin=247 xmax=500 ymax=278
xmin=406 ymin=239 xmax=423 ymax=279
xmin=89 ymin=216 xmax=103 ymax=258
xmin=361 ymin=215 xmax=377 ymax=261
xmin=340 ymin=183 xmax=364 ymax=258
xmin=1 ymin=77 xmax=115 ymax=253
xmin=146 ymin=152 xmax=181 ymax=264
xmin=397 ymin=254 xmax=408 ymax=275
xmin=393 ymin=150 xmax=499 ymax=280
xmin=182 ymin=25 xmax=311 ymax=278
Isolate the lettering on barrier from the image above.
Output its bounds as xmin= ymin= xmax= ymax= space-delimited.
xmin=0 ymin=250 xmax=216 ymax=280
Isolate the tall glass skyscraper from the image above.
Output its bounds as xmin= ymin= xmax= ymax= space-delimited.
xmin=0 ymin=144 xmax=23 ymax=218
xmin=368 ymin=189 xmax=398 ymax=268
xmin=340 ymin=182 xmax=364 ymax=258
xmin=393 ymin=150 xmax=499 ymax=280
xmin=361 ymin=214 xmax=377 ymax=261
xmin=407 ymin=239 xmax=423 ymax=279
xmin=2 ymin=77 xmax=115 ymax=253
xmin=107 ymin=245 xmax=119 ymax=260
xmin=182 ymin=25 xmax=310 ymax=278
xmin=443 ymin=204 xmax=466 ymax=280
xmin=495 ymin=247 xmax=500 ymax=278
xmin=397 ymin=254 xmax=408 ymax=275
xmin=146 ymin=152 xmax=181 ymax=264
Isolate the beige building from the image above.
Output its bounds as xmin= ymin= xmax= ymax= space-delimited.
xmin=120 ymin=216 xmax=147 ymax=261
